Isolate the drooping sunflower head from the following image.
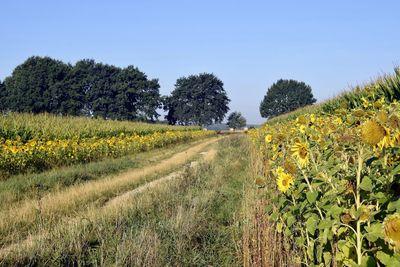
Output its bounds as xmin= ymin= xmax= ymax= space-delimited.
xmin=361 ymin=120 xmax=386 ymax=146
xmin=283 ymin=159 xmax=297 ymax=175
xmin=255 ymin=176 xmax=266 ymax=188
xmin=376 ymin=111 xmax=389 ymax=123
xmin=291 ymin=142 xmax=309 ymax=167
xmin=388 ymin=115 xmax=400 ymax=129
xmin=276 ymin=171 xmax=294 ymax=193
xmin=384 ymin=214 xmax=400 ymax=250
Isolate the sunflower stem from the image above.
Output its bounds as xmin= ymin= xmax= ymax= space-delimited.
xmin=355 ymin=147 xmax=364 ymax=265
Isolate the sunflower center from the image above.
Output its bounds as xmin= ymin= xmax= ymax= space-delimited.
xmin=299 ymin=147 xmax=308 ymax=158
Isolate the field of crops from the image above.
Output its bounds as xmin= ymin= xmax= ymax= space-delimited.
xmin=0 ymin=113 xmax=214 ymax=178
xmin=248 ymin=69 xmax=400 ymax=266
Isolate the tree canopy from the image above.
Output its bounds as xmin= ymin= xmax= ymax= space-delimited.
xmin=226 ymin=111 xmax=246 ymax=129
xmin=164 ymin=73 xmax=230 ymax=125
xmin=1 ymin=56 xmax=161 ymax=121
xmin=260 ymin=79 xmax=316 ymax=118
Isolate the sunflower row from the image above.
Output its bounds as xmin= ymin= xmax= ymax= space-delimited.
xmin=248 ymin=96 xmax=400 ymax=265
xmin=0 ymin=130 xmax=215 ymax=178
xmin=0 ymin=112 xmax=201 ymax=142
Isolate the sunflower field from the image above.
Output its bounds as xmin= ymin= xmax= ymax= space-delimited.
xmin=249 ymin=69 xmax=400 ymax=266
xmin=0 ymin=113 xmax=215 ymax=178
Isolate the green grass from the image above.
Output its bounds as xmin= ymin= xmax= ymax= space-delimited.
xmin=1 ymin=135 xmax=249 ymax=266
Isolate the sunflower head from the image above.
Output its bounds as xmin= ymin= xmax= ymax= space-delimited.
xmin=255 ymin=176 xmax=266 ymax=188
xmin=291 ymin=142 xmax=309 ymax=167
xmin=389 ymin=115 xmax=400 ymax=129
xmin=283 ymin=159 xmax=297 ymax=175
xmin=361 ymin=120 xmax=386 ymax=145
xmin=296 ymin=115 xmax=307 ymax=125
xmin=352 ymin=109 xmax=366 ymax=117
xmin=384 ymin=214 xmax=400 ymax=250
xmin=265 ymin=134 xmax=273 ymax=144
xmin=376 ymin=111 xmax=388 ymax=123
xmin=276 ymin=171 xmax=294 ymax=193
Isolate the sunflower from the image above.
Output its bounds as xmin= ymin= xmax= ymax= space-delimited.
xmin=376 ymin=111 xmax=388 ymax=123
xmin=255 ymin=176 xmax=266 ymax=188
xmin=384 ymin=214 xmax=400 ymax=250
xmin=361 ymin=120 xmax=386 ymax=146
xmin=291 ymin=142 xmax=309 ymax=167
xmin=276 ymin=171 xmax=294 ymax=193
xmin=265 ymin=134 xmax=273 ymax=143
xmin=388 ymin=115 xmax=400 ymax=129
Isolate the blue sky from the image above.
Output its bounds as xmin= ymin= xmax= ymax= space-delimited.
xmin=1 ymin=1 xmax=399 ymax=124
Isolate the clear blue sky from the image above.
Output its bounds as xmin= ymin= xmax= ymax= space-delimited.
xmin=1 ymin=1 xmax=399 ymax=124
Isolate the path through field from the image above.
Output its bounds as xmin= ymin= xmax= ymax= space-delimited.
xmin=0 ymin=137 xmax=221 ymax=260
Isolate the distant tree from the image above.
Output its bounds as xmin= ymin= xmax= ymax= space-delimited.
xmin=4 ymin=56 xmax=71 ymax=113
xmin=227 ymin=111 xmax=246 ymax=129
xmin=260 ymin=79 xmax=316 ymax=118
xmin=165 ymin=73 xmax=230 ymax=125
xmin=0 ymin=80 xmax=7 ymax=111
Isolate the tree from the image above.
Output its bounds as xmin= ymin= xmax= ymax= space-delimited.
xmin=227 ymin=111 xmax=246 ymax=129
xmin=0 ymin=80 xmax=7 ymax=111
xmin=260 ymin=79 xmax=316 ymax=118
xmin=4 ymin=56 xmax=71 ymax=113
xmin=165 ymin=73 xmax=230 ymax=125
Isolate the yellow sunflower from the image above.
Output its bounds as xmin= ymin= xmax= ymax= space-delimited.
xmin=384 ymin=214 xmax=400 ymax=251
xmin=291 ymin=142 xmax=309 ymax=168
xmin=265 ymin=134 xmax=273 ymax=143
xmin=276 ymin=171 xmax=294 ymax=193
xmin=361 ymin=120 xmax=386 ymax=146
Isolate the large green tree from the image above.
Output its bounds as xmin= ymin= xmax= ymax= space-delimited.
xmin=260 ymin=79 xmax=316 ymax=118
xmin=227 ymin=111 xmax=246 ymax=129
xmin=165 ymin=73 xmax=230 ymax=125
xmin=4 ymin=56 xmax=71 ymax=113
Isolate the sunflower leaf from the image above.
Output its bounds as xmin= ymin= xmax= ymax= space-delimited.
xmin=306 ymin=191 xmax=319 ymax=204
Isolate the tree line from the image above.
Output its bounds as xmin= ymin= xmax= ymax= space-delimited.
xmin=0 ymin=56 xmax=230 ymax=125
xmin=0 ymin=56 xmax=317 ymax=125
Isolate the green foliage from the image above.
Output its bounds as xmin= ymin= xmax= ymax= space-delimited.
xmin=260 ymin=79 xmax=316 ymax=118
xmin=226 ymin=111 xmax=246 ymax=129
xmin=3 ymin=56 xmax=162 ymax=121
xmin=165 ymin=73 xmax=230 ymax=125
xmin=0 ymin=80 xmax=6 ymax=111
xmin=4 ymin=56 xmax=71 ymax=113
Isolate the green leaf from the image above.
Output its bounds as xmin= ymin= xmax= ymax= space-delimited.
xmin=377 ymin=251 xmax=400 ymax=266
xmin=286 ymin=215 xmax=296 ymax=227
xmin=388 ymin=199 xmax=400 ymax=212
xmin=306 ymin=214 xmax=319 ymax=235
xmin=360 ymin=176 xmax=373 ymax=191
xmin=391 ymin=164 xmax=400 ymax=176
xmin=323 ymin=252 xmax=332 ymax=266
xmin=365 ymin=222 xmax=383 ymax=242
xmin=329 ymin=205 xmax=343 ymax=220
xmin=306 ymin=191 xmax=319 ymax=204
xmin=361 ymin=255 xmax=376 ymax=267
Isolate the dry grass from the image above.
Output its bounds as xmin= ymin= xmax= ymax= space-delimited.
xmin=0 ymin=137 xmax=219 ymax=247
xmin=242 ymin=144 xmax=300 ymax=267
